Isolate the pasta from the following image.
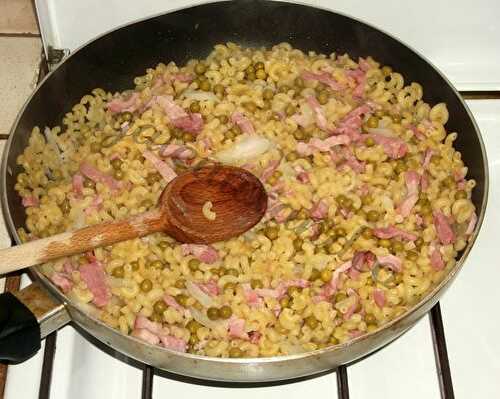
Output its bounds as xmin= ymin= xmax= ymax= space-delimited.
xmin=15 ymin=42 xmax=477 ymax=358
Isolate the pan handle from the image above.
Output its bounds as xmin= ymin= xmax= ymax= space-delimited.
xmin=0 ymin=282 xmax=70 ymax=363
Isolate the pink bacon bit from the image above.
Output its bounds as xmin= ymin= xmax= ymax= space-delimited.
xmin=370 ymin=134 xmax=408 ymax=159
xmin=422 ymin=148 xmax=434 ymax=169
xmin=294 ymin=165 xmax=310 ymax=183
xmin=352 ymin=251 xmax=376 ymax=271
xmin=231 ymin=111 xmax=255 ymax=134
xmin=228 ymin=317 xmax=249 ymax=340
xmin=50 ymin=272 xmax=73 ymax=293
xmin=132 ymin=329 xmax=160 ymax=345
xmin=248 ymin=331 xmax=262 ymax=344
xmin=347 ymin=67 xmax=367 ymax=98
xmin=72 ymin=174 xmax=84 ymax=198
xmin=181 ymin=244 xmax=219 ymax=264
xmin=433 ymin=211 xmax=456 ymax=245
xmin=397 ymin=171 xmax=421 ymax=217
xmin=83 ymin=195 xmax=103 ymax=216
xmin=373 ymin=288 xmax=386 ymax=309
xmin=242 ymin=284 xmax=264 ymax=308
xmin=306 ymin=96 xmax=328 ymax=131
xmin=160 ymin=143 xmax=194 ymax=159
xmin=172 ymin=73 xmax=194 ymax=83
xmin=260 ymin=159 xmax=280 ymax=182
xmin=430 ymin=246 xmax=445 ymax=270
xmin=79 ymin=261 xmax=111 ymax=307
xmin=80 ymin=162 xmax=122 ymax=191
xmin=142 ymin=150 xmax=177 ymax=183
xmin=376 ymin=254 xmax=402 ymax=273
xmin=372 ymin=226 xmax=417 ymax=241
xmin=466 ymin=211 xmax=477 ymax=235
xmin=296 ymin=135 xmax=351 ymax=156
xmin=172 ymin=113 xmax=203 ymax=133
xmin=197 ymin=280 xmax=220 ymax=297
xmin=310 ymin=199 xmax=329 ymax=220
xmin=301 ymin=70 xmax=343 ymax=91
xmin=343 ymin=288 xmax=359 ymax=320
xmin=22 ymin=195 xmax=39 ymax=207
xmin=159 ymin=335 xmax=187 ymax=352
xmin=107 ymin=92 xmax=140 ymax=114
xmin=341 ymin=146 xmax=365 ymax=173
xmin=135 ymin=315 xmax=163 ymax=336
xmin=163 ymin=294 xmax=184 ymax=311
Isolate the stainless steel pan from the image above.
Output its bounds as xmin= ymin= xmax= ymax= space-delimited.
xmin=0 ymin=0 xmax=488 ymax=382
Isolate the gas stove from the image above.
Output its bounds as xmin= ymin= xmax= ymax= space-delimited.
xmin=2 ymin=1 xmax=500 ymax=398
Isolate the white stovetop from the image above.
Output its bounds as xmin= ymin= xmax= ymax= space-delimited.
xmin=3 ymin=100 xmax=500 ymax=399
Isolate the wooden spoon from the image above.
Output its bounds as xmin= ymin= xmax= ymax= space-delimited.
xmin=0 ymin=164 xmax=267 ymax=275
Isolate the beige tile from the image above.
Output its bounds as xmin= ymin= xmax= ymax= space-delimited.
xmin=0 ymin=36 xmax=41 ymax=135
xmin=0 ymin=0 xmax=39 ymax=34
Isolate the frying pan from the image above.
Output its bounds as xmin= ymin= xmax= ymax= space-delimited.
xmin=0 ymin=0 xmax=488 ymax=382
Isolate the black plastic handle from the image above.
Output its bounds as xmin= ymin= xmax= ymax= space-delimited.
xmin=0 ymin=292 xmax=41 ymax=363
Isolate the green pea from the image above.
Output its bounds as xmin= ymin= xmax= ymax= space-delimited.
xmin=362 ymin=228 xmax=373 ymax=239
xmin=225 ymin=129 xmax=236 ymax=140
xmin=213 ymin=84 xmax=225 ymax=96
xmin=286 ymin=151 xmax=298 ymax=161
xmin=279 ymin=85 xmax=291 ymax=93
xmin=335 ymin=227 xmax=347 ymax=237
xmin=83 ymin=178 xmax=95 ymax=189
xmin=250 ymin=279 xmax=263 ymax=289
xmin=309 ymin=269 xmax=321 ymax=281
xmin=183 ymin=132 xmax=195 ymax=142
xmin=321 ymin=269 xmax=332 ymax=283
xmin=280 ymin=295 xmax=291 ymax=308
xmin=149 ymin=260 xmax=163 ymax=269
xmin=381 ymin=66 xmax=392 ymax=76
xmin=394 ymin=160 xmax=407 ymax=174
xmin=297 ymin=208 xmax=309 ymax=219
xmin=175 ymin=294 xmax=188 ymax=307
xmin=90 ymin=142 xmax=101 ymax=153
xmin=367 ymin=210 xmax=380 ymax=222
xmin=293 ymin=129 xmax=306 ymax=140
xmin=379 ymin=239 xmax=391 ymax=248
xmin=218 ymin=115 xmax=229 ymax=124
xmin=455 ymin=190 xmax=468 ymax=200
xmin=255 ymin=69 xmax=267 ymax=80
xmin=365 ymin=313 xmax=376 ymax=324
xmin=112 ymin=266 xmax=125 ymax=278
xmin=194 ymin=62 xmax=207 ymax=75
xmin=391 ymin=114 xmax=401 ymax=124
xmin=305 ymin=316 xmax=319 ymax=329
xmin=264 ymin=226 xmax=279 ymax=240
xmin=207 ymin=307 xmax=220 ymax=320
xmin=174 ymin=279 xmax=186 ymax=289
xmin=361 ymin=195 xmax=373 ymax=206
xmin=188 ymin=259 xmax=200 ymax=271
xmin=158 ymin=241 xmax=169 ymax=250
xmin=414 ymin=237 xmax=424 ymax=249
xmin=199 ymin=80 xmax=211 ymax=92
xmin=329 ymin=336 xmax=339 ymax=345
xmin=111 ymin=158 xmax=123 ymax=170
xmin=294 ymin=77 xmax=304 ymax=88
xmin=317 ymin=90 xmax=329 ymax=105
xmin=219 ymin=305 xmax=233 ymax=319
xmin=146 ymin=173 xmax=160 ymax=185
xmin=254 ymin=61 xmax=265 ymax=70
xmin=263 ymin=88 xmax=274 ymax=100
xmin=285 ymin=104 xmax=296 ymax=116
xmin=335 ymin=292 xmax=347 ymax=303
xmin=154 ymin=300 xmax=167 ymax=314
xmin=101 ymin=136 xmax=117 ymax=148
xmin=151 ymin=313 xmax=163 ymax=323
xmin=130 ymin=261 xmax=139 ymax=271
xmin=365 ymin=137 xmax=375 ymax=147
xmin=229 ymin=347 xmax=243 ymax=358
xmin=391 ymin=240 xmax=404 ymax=253
xmin=442 ymin=176 xmax=455 ymax=189
xmin=189 ymin=101 xmax=201 ymax=113
xmin=366 ymin=116 xmax=379 ymax=129
xmin=140 ymin=279 xmax=153 ymax=292
xmin=325 ymin=241 xmax=338 ymax=255
xmin=246 ymin=71 xmax=256 ymax=81
xmin=113 ymin=169 xmax=124 ymax=180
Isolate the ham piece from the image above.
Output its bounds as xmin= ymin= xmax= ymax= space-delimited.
xmin=433 ymin=211 xmax=455 ymax=245
xmin=397 ymin=171 xmax=420 ymax=217
xmin=372 ymin=226 xmax=417 ymax=241
xmin=181 ymin=244 xmax=219 ymax=264
xmin=79 ymin=261 xmax=110 ymax=307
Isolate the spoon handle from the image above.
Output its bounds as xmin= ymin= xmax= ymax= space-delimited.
xmin=0 ymin=209 xmax=164 ymax=276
